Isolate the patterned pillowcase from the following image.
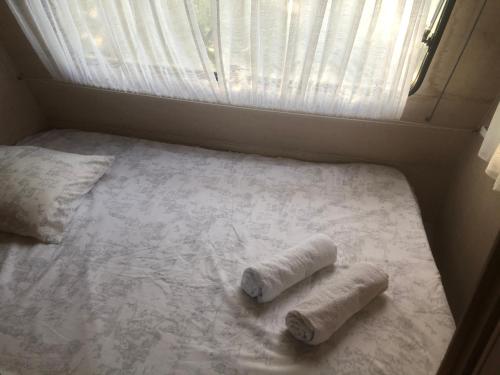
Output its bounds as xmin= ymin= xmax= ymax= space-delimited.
xmin=0 ymin=146 xmax=114 ymax=243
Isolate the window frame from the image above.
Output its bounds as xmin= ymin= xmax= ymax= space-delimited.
xmin=409 ymin=0 xmax=456 ymax=95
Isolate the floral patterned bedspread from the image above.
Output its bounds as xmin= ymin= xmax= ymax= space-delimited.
xmin=0 ymin=130 xmax=454 ymax=374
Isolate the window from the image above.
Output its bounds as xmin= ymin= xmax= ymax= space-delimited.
xmin=8 ymin=0 xmax=433 ymax=120
xmin=410 ymin=0 xmax=456 ymax=95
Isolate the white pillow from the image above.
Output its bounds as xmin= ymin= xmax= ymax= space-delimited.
xmin=0 ymin=146 xmax=114 ymax=243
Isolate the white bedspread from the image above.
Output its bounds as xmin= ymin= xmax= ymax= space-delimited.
xmin=0 ymin=130 xmax=454 ymax=375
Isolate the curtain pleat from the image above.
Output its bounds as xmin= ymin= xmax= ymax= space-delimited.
xmin=7 ymin=0 xmax=431 ymax=120
xmin=480 ymin=102 xmax=500 ymax=192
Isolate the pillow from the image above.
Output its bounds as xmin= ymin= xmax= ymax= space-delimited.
xmin=0 ymin=146 xmax=114 ymax=243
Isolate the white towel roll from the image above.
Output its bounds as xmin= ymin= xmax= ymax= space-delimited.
xmin=241 ymin=234 xmax=337 ymax=303
xmin=286 ymin=263 xmax=388 ymax=345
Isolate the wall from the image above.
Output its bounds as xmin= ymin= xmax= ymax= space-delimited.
xmin=433 ymin=133 xmax=500 ymax=321
xmin=427 ymin=0 xmax=500 ymax=129
xmin=24 ymin=80 xmax=470 ymax=228
xmin=402 ymin=0 xmax=500 ymax=128
xmin=0 ymin=42 xmax=45 ymax=144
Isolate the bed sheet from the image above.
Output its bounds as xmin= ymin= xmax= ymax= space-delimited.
xmin=0 ymin=130 xmax=454 ymax=374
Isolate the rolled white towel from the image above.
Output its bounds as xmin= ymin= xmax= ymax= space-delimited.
xmin=286 ymin=263 xmax=388 ymax=345
xmin=241 ymin=234 xmax=337 ymax=303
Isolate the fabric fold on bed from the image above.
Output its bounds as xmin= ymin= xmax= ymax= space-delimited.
xmin=286 ymin=263 xmax=388 ymax=345
xmin=241 ymin=234 xmax=337 ymax=303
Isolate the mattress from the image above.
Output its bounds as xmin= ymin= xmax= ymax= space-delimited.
xmin=0 ymin=130 xmax=454 ymax=374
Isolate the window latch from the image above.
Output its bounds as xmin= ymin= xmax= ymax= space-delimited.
xmin=422 ymin=29 xmax=434 ymax=47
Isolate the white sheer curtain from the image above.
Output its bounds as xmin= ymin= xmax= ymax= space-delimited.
xmin=480 ymin=102 xmax=500 ymax=192
xmin=8 ymin=0 xmax=430 ymax=120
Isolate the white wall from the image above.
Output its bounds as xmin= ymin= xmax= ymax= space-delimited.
xmin=434 ymin=134 xmax=500 ymax=321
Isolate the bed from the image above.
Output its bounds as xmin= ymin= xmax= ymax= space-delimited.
xmin=0 ymin=129 xmax=454 ymax=374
